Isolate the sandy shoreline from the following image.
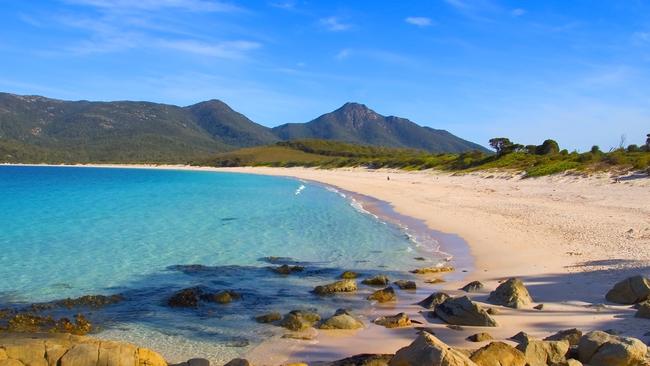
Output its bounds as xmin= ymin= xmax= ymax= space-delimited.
xmin=3 ymin=163 xmax=650 ymax=364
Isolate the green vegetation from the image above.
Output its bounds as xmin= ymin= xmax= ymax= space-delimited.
xmin=199 ymin=138 xmax=650 ymax=177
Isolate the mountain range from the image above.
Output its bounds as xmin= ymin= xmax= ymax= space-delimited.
xmin=0 ymin=92 xmax=487 ymax=163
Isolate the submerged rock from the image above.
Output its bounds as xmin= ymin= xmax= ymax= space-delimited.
xmin=201 ymin=290 xmax=240 ymax=304
xmin=393 ymin=280 xmax=417 ymax=290
xmin=320 ymin=310 xmax=364 ymax=330
xmin=5 ymin=313 xmax=92 ymax=335
xmin=487 ymin=278 xmax=533 ymax=309
xmin=389 ymin=332 xmax=476 ymax=366
xmin=272 ymin=264 xmax=305 ymax=275
xmin=578 ymin=330 xmax=647 ymax=366
xmin=362 ymin=275 xmax=390 ymax=286
xmin=417 ymin=292 xmax=451 ymax=309
xmin=340 ymin=271 xmax=359 ymax=279
xmin=410 ymin=266 xmax=454 ymax=275
xmin=460 ymin=281 xmax=484 ymax=293
xmin=373 ymin=313 xmax=412 ymax=328
xmin=367 ymin=287 xmax=396 ymax=303
xmin=255 ymin=312 xmax=282 ymax=324
xmin=434 ymin=296 xmax=497 ymax=327
xmin=30 ymin=294 xmax=124 ymax=312
xmin=605 ymin=275 xmax=650 ymax=305
xmin=167 ymin=287 xmax=240 ymax=307
xmin=470 ymin=342 xmax=526 ymax=366
xmin=280 ymin=310 xmax=321 ymax=331
xmin=313 ymin=280 xmax=357 ymax=295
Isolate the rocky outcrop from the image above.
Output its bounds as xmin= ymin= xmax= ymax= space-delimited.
xmin=30 ymin=295 xmax=124 ymax=312
xmin=0 ymin=332 xmax=166 ymax=366
xmin=389 ymin=332 xmax=477 ymax=366
xmin=319 ymin=310 xmax=364 ymax=330
xmin=461 ymin=281 xmax=484 ymax=293
xmin=279 ymin=310 xmax=321 ymax=331
xmin=487 ymin=278 xmax=533 ymax=309
xmin=254 ymin=312 xmax=282 ymax=323
xmin=544 ymin=328 xmax=583 ymax=346
xmin=578 ymin=330 xmax=648 ymax=366
xmin=362 ymin=275 xmax=390 ymax=286
xmin=4 ymin=313 xmax=92 ymax=335
xmin=605 ymin=276 xmax=650 ymax=305
xmin=167 ymin=287 xmax=240 ymax=307
xmin=417 ymin=292 xmax=451 ymax=309
xmin=434 ymin=296 xmax=497 ymax=327
xmin=516 ymin=339 xmax=570 ymax=366
xmin=373 ymin=313 xmax=412 ymax=329
xmin=313 ymin=280 xmax=357 ymax=295
xmin=393 ymin=281 xmax=416 ymax=290
xmin=367 ymin=287 xmax=396 ymax=303
xmin=466 ymin=333 xmax=493 ymax=342
xmin=410 ymin=266 xmax=454 ymax=275
xmin=470 ymin=342 xmax=526 ymax=366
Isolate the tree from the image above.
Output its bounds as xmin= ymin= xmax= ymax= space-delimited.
xmin=590 ymin=145 xmax=602 ymax=154
xmin=489 ymin=138 xmax=513 ymax=157
xmin=645 ymin=134 xmax=650 ymax=151
xmin=627 ymin=144 xmax=640 ymax=152
xmin=536 ymin=139 xmax=560 ymax=155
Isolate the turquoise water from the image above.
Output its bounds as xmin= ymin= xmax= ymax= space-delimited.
xmin=0 ymin=166 xmax=443 ymax=362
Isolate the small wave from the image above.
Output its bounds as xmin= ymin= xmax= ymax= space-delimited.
xmin=294 ymin=185 xmax=306 ymax=195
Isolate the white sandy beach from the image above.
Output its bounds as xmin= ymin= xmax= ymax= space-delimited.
xmin=4 ymin=164 xmax=650 ymax=364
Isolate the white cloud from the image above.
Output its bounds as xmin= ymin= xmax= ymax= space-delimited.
xmin=63 ymin=0 xmax=240 ymax=12
xmin=158 ymin=39 xmax=261 ymax=58
xmin=319 ymin=16 xmax=352 ymax=32
xmin=511 ymin=8 xmax=526 ymax=17
xmin=405 ymin=17 xmax=433 ymax=27
xmin=444 ymin=0 xmax=470 ymax=10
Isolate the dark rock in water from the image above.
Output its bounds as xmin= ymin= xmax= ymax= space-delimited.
xmin=221 ymin=217 xmax=237 ymax=221
xmin=224 ymin=359 xmax=252 ymax=366
xmin=29 ymin=294 xmax=124 ymax=312
xmin=635 ymin=301 xmax=650 ymax=318
xmin=313 ymin=280 xmax=357 ymax=295
xmin=187 ymin=358 xmax=211 ymax=366
xmin=488 ymin=278 xmax=533 ymax=308
xmin=605 ymin=275 xmax=650 ymax=305
xmin=467 ymin=332 xmax=493 ymax=342
xmin=328 ymin=353 xmax=393 ymax=366
xmin=545 ymin=328 xmax=583 ymax=346
xmin=225 ymin=338 xmax=249 ymax=347
xmin=367 ymin=287 xmax=396 ymax=303
xmin=259 ymin=256 xmax=299 ymax=265
xmin=414 ymin=257 xmax=426 ymax=261
xmin=6 ymin=312 xmax=92 ymax=335
xmin=168 ymin=287 xmax=202 ymax=308
xmin=393 ymin=280 xmax=416 ymax=290
xmin=271 ymin=264 xmax=305 ymax=275
xmin=167 ymin=264 xmax=211 ymax=274
xmin=417 ymin=292 xmax=450 ymax=309
xmin=255 ymin=312 xmax=282 ymax=323
xmin=201 ymin=290 xmax=241 ymax=304
xmin=340 ymin=271 xmax=359 ymax=279
xmin=373 ymin=313 xmax=411 ymax=328
xmin=362 ymin=275 xmax=390 ymax=286
xmin=460 ymin=281 xmax=484 ymax=293
xmin=280 ymin=310 xmax=320 ymax=331
xmin=434 ymin=296 xmax=497 ymax=326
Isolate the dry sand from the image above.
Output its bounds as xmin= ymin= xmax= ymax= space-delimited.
xmin=5 ymin=164 xmax=650 ymax=364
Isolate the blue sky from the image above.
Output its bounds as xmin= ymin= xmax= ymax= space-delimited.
xmin=1 ymin=0 xmax=649 ymax=151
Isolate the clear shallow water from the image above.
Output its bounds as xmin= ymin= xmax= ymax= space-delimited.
xmin=0 ymin=166 xmax=445 ymax=362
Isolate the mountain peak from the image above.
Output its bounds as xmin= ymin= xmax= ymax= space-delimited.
xmin=334 ymin=102 xmax=381 ymax=122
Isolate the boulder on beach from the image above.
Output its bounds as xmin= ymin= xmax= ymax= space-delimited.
xmin=509 ymin=331 xmax=534 ymax=344
xmin=340 ymin=271 xmax=359 ymax=279
xmin=605 ymin=275 xmax=650 ymax=305
xmin=578 ymin=330 xmax=647 ymax=366
xmin=313 ymin=279 xmax=357 ymax=295
xmin=410 ymin=266 xmax=454 ymax=275
xmin=470 ymin=342 xmax=526 ymax=366
xmin=466 ymin=333 xmax=493 ymax=342
xmin=0 ymin=332 xmax=166 ymax=366
xmin=516 ymin=338 xmax=569 ymax=366
xmin=487 ymin=278 xmax=533 ymax=309
xmin=320 ymin=309 xmax=364 ymax=330
xmin=280 ymin=310 xmax=321 ymax=331
xmin=254 ymin=312 xmax=282 ymax=323
xmin=327 ymin=353 xmax=393 ymax=366
xmin=544 ymin=328 xmax=583 ymax=346
xmin=460 ymin=281 xmax=484 ymax=293
xmin=362 ymin=275 xmax=390 ymax=286
xmin=367 ymin=287 xmax=397 ymax=303
xmin=394 ymin=280 xmax=417 ymax=290
xmin=373 ymin=313 xmax=412 ymax=328
xmin=389 ymin=331 xmax=477 ymax=366
xmin=434 ymin=296 xmax=497 ymax=327
xmin=417 ymin=292 xmax=451 ymax=309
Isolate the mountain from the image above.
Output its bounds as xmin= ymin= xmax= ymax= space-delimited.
xmin=0 ymin=93 xmax=277 ymax=163
xmin=0 ymin=93 xmax=487 ymax=163
xmin=273 ymin=102 xmax=486 ymax=153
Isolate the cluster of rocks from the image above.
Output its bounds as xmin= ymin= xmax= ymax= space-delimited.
xmin=167 ymin=287 xmax=241 ymax=308
xmin=606 ymin=275 xmax=650 ymax=319
xmin=255 ymin=308 xmax=365 ymax=332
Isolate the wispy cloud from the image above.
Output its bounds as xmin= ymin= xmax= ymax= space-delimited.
xmin=158 ymin=39 xmax=260 ymax=58
xmin=511 ymin=8 xmax=526 ymax=17
xmin=336 ymin=48 xmax=351 ymax=60
xmin=269 ymin=1 xmax=296 ymax=10
xmin=405 ymin=17 xmax=433 ymax=27
xmin=633 ymin=31 xmax=650 ymax=43
xmin=63 ymin=0 xmax=241 ymax=12
xmin=319 ymin=16 xmax=352 ymax=32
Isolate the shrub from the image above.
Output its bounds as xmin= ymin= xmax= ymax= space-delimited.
xmin=536 ymin=139 xmax=560 ymax=155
